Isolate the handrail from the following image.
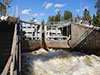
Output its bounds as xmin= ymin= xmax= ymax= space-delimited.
xmin=1 ymin=24 xmax=17 ymax=75
xmin=47 ymin=18 xmax=72 ymax=25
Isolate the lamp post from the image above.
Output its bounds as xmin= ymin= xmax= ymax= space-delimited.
xmin=3 ymin=0 xmax=12 ymax=16
xmin=59 ymin=11 xmax=62 ymax=21
xmin=80 ymin=0 xmax=82 ymax=18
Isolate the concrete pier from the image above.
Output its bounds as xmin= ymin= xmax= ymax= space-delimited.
xmin=69 ymin=23 xmax=100 ymax=55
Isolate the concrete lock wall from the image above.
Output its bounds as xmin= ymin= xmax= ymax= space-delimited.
xmin=69 ymin=23 xmax=100 ymax=55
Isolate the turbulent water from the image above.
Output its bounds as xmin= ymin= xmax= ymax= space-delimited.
xmin=21 ymin=49 xmax=100 ymax=75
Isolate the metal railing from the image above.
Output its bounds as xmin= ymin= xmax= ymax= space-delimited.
xmin=47 ymin=18 xmax=72 ymax=25
xmin=74 ymin=19 xmax=90 ymax=25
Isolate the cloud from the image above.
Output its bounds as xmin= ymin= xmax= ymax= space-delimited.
xmin=32 ymin=13 xmax=38 ymax=17
xmin=55 ymin=9 xmax=59 ymax=13
xmin=40 ymin=13 xmax=45 ymax=16
xmin=45 ymin=3 xmax=53 ymax=9
xmin=83 ymin=6 xmax=88 ymax=10
xmin=76 ymin=9 xmax=80 ymax=12
xmin=21 ymin=9 xmax=32 ymax=15
xmin=21 ymin=9 xmax=38 ymax=17
xmin=54 ymin=4 xmax=66 ymax=8
xmin=42 ymin=2 xmax=47 ymax=7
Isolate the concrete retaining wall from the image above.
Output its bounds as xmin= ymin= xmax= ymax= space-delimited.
xmin=69 ymin=23 xmax=100 ymax=55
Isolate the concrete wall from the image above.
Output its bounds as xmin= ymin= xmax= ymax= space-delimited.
xmin=69 ymin=23 xmax=100 ymax=55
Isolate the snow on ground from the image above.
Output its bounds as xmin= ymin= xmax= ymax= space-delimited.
xmin=21 ymin=48 xmax=100 ymax=75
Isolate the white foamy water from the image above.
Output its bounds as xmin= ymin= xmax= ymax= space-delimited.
xmin=21 ymin=48 xmax=100 ymax=75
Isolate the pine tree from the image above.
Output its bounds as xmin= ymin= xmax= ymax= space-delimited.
xmin=83 ymin=8 xmax=91 ymax=21
xmin=64 ymin=10 xmax=72 ymax=20
xmin=92 ymin=0 xmax=100 ymax=26
xmin=55 ymin=11 xmax=61 ymax=21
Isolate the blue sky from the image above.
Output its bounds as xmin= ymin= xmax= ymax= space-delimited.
xmin=1 ymin=0 xmax=97 ymax=23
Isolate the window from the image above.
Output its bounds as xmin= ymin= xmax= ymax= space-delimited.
xmin=28 ymin=27 xmax=31 ymax=28
xmin=28 ymin=32 xmax=32 ymax=34
xmin=22 ymin=27 xmax=26 ymax=28
xmin=32 ymin=27 xmax=35 ymax=28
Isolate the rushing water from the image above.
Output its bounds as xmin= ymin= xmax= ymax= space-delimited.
xmin=21 ymin=48 xmax=100 ymax=75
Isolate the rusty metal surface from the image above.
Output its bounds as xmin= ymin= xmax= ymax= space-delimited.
xmin=46 ymin=40 xmax=70 ymax=49
xmin=21 ymin=40 xmax=41 ymax=52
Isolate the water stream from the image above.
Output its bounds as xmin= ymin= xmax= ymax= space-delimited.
xmin=21 ymin=49 xmax=100 ymax=75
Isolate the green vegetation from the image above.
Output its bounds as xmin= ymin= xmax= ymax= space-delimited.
xmin=83 ymin=8 xmax=91 ymax=21
xmin=47 ymin=0 xmax=100 ymax=26
xmin=48 ymin=10 xmax=72 ymax=23
xmin=0 ymin=2 xmax=6 ymax=16
xmin=48 ymin=11 xmax=62 ymax=22
xmin=92 ymin=0 xmax=100 ymax=26
xmin=55 ymin=11 xmax=61 ymax=21
xmin=64 ymin=10 xmax=72 ymax=20
xmin=41 ymin=20 xmax=45 ymax=30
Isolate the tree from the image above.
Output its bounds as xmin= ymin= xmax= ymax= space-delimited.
xmin=77 ymin=14 xmax=81 ymax=19
xmin=92 ymin=0 xmax=100 ymax=26
xmin=48 ymin=16 xmax=56 ymax=22
xmin=83 ymin=8 xmax=91 ymax=21
xmin=83 ymin=8 xmax=88 ymax=15
xmin=95 ymin=0 xmax=100 ymax=14
xmin=55 ymin=11 xmax=62 ymax=21
xmin=92 ymin=14 xmax=97 ymax=25
xmin=0 ymin=2 xmax=6 ymax=16
xmin=48 ymin=16 xmax=52 ymax=22
xmin=48 ymin=11 xmax=62 ymax=22
xmin=41 ymin=20 xmax=45 ymax=30
xmin=64 ymin=10 xmax=72 ymax=20
xmin=75 ymin=14 xmax=81 ymax=22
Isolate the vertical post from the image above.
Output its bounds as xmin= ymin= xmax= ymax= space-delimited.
xmin=12 ymin=6 xmax=15 ymax=16
xmin=6 ymin=4 xmax=9 ymax=16
xmin=40 ymin=25 xmax=42 ymax=40
xmin=80 ymin=0 xmax=82 ymax=18
xmin=16 ymin=19 xmax=21 ymax=75
xmin=67 ymin=26 xmax=68 ymax=37
xmin=45 ymin=25 xmax=47 ymax=40
xmin=56 ymin=26 xmax=58 ymax=36
xmin=16 ymin=6 xmax=19 ymax=17
xmin=62 ymin=27 xmax=63 ymax=35
xmin=35 ymin=26 xmax=37 ymax=40
xmin=10 ymin=62 xmax=13 ymax=75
